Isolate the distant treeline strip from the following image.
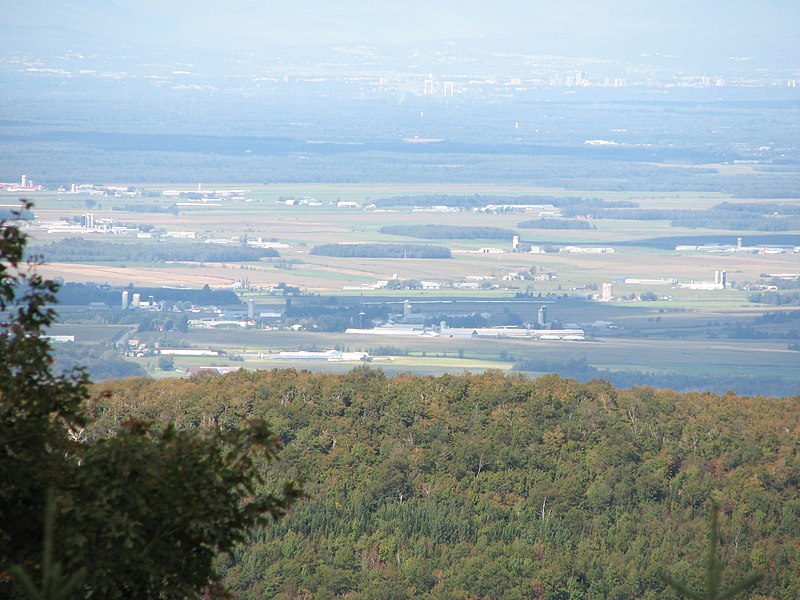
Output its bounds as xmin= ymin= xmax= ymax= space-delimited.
xmin=612 ymin=233 xmax=800 ymax=250
xmin=310 ymin=243 xmax=451 ymax=259
xmin=55 ymin=282 xmax=240 ymax=306
xmin=380 ymin=225 xmax=515 ymax=239
xmin=53 ymin=343 xmax=146 ymax=381
xmin=373 ymin=195 xmax=637 ymax=211
xmin=34 ymin=237 xmax=279 ymax=263
xmin=512 ymin=357 xmax=796 ymax=397
xmin=580 ymin=202 xmax=800 ymax=231
xmin=748 ymin=291 xmax=800 ymax=306
xmin=0 ymin=207 xmax=34 ymax=220
xmin=517 ymin=218 xmax=593 ymax=230
xmin=112 ymin=203 xmax=178 ymax=214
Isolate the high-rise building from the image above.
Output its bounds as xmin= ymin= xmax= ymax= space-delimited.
xmin=424 ymin=76 xmax=434 ymax=95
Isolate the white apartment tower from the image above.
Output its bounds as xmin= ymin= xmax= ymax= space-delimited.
xmin=424 ymin=74 xmax=434 ymax=95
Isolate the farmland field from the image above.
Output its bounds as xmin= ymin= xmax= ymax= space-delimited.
xmin=13 ymin=182 xmax=800 ymax=395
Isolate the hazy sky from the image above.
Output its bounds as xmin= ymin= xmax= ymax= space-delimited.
xmin=2 ymin=1 xmax=798 ymax=69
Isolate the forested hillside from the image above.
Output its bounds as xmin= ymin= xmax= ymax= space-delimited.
xmin=93 ymin=369 xmax=799 ymax=599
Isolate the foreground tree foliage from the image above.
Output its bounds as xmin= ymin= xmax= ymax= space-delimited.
xmin=93 ymin=368 xmax=800 ymax=599
xmin=0 ymin=210 xmax=301 ymax=598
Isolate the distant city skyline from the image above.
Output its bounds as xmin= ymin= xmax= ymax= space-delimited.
xmin=1 ymin=1 xmax=798 ymax=74
xmin=1 ymin=1 xmax=797 ymax=186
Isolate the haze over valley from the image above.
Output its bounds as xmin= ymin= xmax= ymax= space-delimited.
xmin=1 ymin=3 xmax=799 ymax=598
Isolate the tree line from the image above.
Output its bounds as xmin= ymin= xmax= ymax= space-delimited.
xmin=512 ymin=357 xmax=798 ymax=397
xmin=380 ymin=224 xmax=515 ymax=239
xmin=372 ymin=194 xmax=637 ymax=211
xmin=310 ymin=243 xmax=451 ymax=259
xmin=55 ymin=282 xmax=241 ymax=306
xmin=52 ymin=342 xmax=147 ymax=381
xmin=111 ymin=202 xmax=179 ymax=214
xmin=0 ymin=207 xmax=34 ymax=220
xmin=748 ymin=291 xmax=800 ymax=306
xmin=517 ymin=218 xmax=593 ymax=230
xmin=34 ymin=237 xmax=279 ymax=264
xmin=577 ymin=202 xmax=800 ymax=231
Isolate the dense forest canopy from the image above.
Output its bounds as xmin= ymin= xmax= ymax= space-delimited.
xmin=94 ymin=368 xmax=800 ymax=599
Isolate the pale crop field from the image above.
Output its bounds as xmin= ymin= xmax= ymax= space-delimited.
xmin=15 ymin=183 xmax=800 ymax=391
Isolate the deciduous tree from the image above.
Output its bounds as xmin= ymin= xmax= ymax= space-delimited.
xmin=0 ymin=205 xmax=301 ymax=598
